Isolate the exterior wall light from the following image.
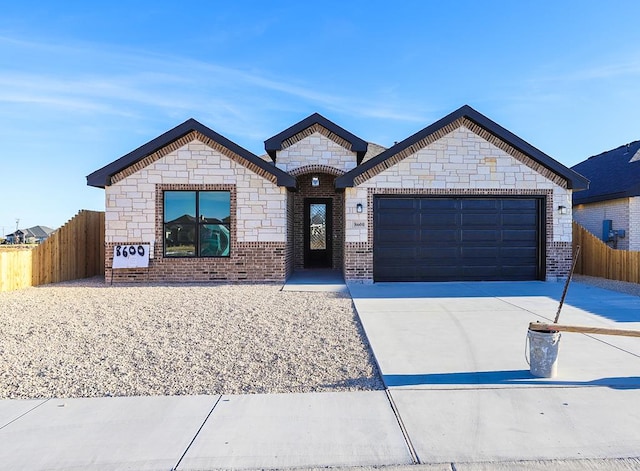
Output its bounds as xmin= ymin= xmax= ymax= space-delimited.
xmin=311 ymin=176 xmax=320 ymax=187
xmin=356 ymin=203 xmax=363 ymax=213
xmin=558 ymin=205 xmax=569 ymax=215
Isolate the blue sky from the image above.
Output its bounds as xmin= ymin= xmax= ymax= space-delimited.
xmin=1 ymin=1 xmax=640 ymax=234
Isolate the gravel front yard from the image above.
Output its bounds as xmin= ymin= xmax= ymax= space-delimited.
xmin=573 ymin=274 xmax=640 ymax=297
xmin=0 ymin=279 xmax=383 ymax=399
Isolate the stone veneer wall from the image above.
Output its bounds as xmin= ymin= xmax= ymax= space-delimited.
xmin=344 ymin=125 xmax=574 ymax=282
xmin=104 ymin=139 xmax=288 ymax=282
xmin=573 ymin=198 xmax=630 ymax=250
xmin=275 ymin=132 xmax=358 ymax=174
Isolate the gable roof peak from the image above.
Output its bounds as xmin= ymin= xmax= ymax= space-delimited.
xmin=336 ymin=104 xmax=589 ymax=190
xmin=87 ymin=118 xmax=296 ymax=189
xmin=264 ymin=112 xmax=368 ymax=163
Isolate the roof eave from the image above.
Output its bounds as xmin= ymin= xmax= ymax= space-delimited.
xmin=573 ymin=190 xmax=640 ymax=205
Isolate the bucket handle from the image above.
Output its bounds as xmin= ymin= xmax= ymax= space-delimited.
xmin=525 ymin=329 xmax=531 ymax=366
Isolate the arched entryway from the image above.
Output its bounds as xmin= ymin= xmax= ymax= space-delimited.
xmin=292 ymin=171 xmax=344 ymax=271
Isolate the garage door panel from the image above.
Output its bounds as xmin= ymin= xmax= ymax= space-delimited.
xmin=419 ymin=199 xmax=458 ymax=210
xmin=377 ymin=198 xmax=417 ymax=210
xmin=420 ymin=213 xmax=458 ymax=226
xmin=416 ymin=265 xmax=463 ymax=279
xmin=461 ymin=230 xmax=500 ymax=242
xmin=375 ymin=246 xmax=418 ymax=259
xmin=461 ymin=247 xmax=498 ymax=258
xmin=421 ymin=229 xmax=459 ymax=243
xmin=502 ymin=213 xmax=537 ymax=226
xmin=377 ymin=228 xmax=420 ymax=243
xmin=502 ymin=199 xmax=538 ymax=210
xmin=374 ymin=196 xmax=542 ymax=282
xmin=503 ymin=229 xmax=537 ymax=242
xmin=418 ymin=247 xmax=459 ymax=259
xmin=461 ymin=213 xmax=500 ymax=226
xmin=460 ymin=199 xmax=499 ymax=210
xmin=377 ymin=212 xmax=418 ymax=227
xmin=501 ymin=247 xmax=537 ymax=258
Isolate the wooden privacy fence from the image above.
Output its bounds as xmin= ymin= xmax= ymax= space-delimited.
xmin=573 ymin=221 xmax=640 ymax=283
xmin=0 ymin=246 xmax=33 ymax=292
xmin=0 ymin=210 xmax=105 ymax=292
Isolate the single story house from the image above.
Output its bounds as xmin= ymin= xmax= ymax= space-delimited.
xmin=87 ymin=105 xmax=588 ymax=283
xmin=572 ymin=140 xmax=640 ymax=250
xmin=4 ymin=226 xmax=55 ymax=244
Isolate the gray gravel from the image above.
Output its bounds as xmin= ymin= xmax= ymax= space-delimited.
xmin=0 ymin=278 xmax=383 ymax=399
xmin=573 ymin=274 xmax=640 ymax=297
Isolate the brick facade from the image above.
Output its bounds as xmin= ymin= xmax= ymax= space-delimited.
xmin=105 ymin=241 xmax=287 ymax=283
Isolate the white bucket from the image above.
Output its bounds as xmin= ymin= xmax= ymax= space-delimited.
xmin=527 ymin=329 xmax=561 ymax=378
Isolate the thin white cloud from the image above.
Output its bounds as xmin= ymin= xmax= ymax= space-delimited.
xmin=528 ymin=57 xmax=640 ymax=85
xmin=0 ymin=34 xmax=428 ymax=125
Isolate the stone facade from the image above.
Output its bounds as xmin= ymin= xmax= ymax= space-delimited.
xmin=275 ymin=132 xmax=358 ymax=174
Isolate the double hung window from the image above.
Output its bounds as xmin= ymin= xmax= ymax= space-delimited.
xmin=163 ymin=191 xmax=231 ymax=257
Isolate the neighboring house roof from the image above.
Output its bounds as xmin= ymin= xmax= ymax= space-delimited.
xmin=6 ymin=226 xmax=55 ymax=239
xmin=86 ymin=118 xmax=296 ymax=189
xmin=264 ymin=113 xmax=369 ymax=164
xmin=571 ymin=140 xmax=640 ymax=205
xmin=335 ymin=105 xmax=590 ymax=190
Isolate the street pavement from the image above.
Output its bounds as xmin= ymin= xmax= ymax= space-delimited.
xmin=1 ymin=279 xmax=639 ymax=470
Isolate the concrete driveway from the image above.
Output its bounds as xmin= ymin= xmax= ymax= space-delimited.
xmin=348 ymin=281 xmax=640 ymax=464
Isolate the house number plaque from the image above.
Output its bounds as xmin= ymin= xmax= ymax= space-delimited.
xmin=112 ymin=244 xmax=150 ymax=269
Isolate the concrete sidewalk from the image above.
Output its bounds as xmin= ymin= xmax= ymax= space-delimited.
xmin=0 ymin=392 xmax=412 ymax=470
xmin=1 ymin=280 xmax=640 ymax=470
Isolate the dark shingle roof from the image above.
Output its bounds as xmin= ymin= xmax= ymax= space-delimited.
xmin=27 ymin=226 xmax=55 ymax=238
xmin=335 ymin=105 xmax=589 ymax=190
xmin=87 ymin=119 xmax=296 ymax=189
xmin=264 ymin=113 xmax=368 ymax=163
xmin=571 ymin=141 xmax=640 ymax=205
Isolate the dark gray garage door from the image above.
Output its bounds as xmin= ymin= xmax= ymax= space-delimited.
xmin=373 ymin=197 xmax=542 ymax=281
